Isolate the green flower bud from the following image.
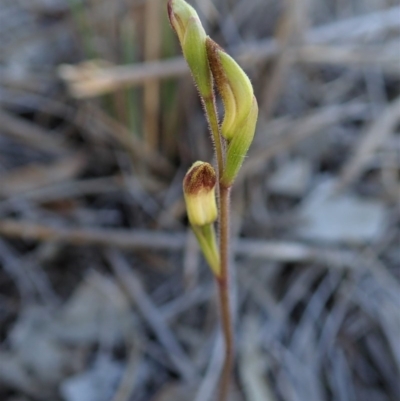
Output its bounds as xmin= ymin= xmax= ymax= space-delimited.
xmin=206 ymin=38 xmax=258 ymax=185
xmin=222 ymin=96 xmax=258 ymax=186
xmin=183 ymin=161 xmax=218 ymax=226
xmin=168 ymin=0 xmax=212 ymax=98
xmin=206 ymin=38 xmax=254 ymax=141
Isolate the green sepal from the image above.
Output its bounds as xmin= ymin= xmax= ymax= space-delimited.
xmin=192 ymin=224 xmax=220 ymax=276
xmin=168 ymin=0 xmax=213 ymax=99
xmin=222 ymin=96 xmax=258 ymax=186
xmin=183 ymin=19 xmax=212 ymax=98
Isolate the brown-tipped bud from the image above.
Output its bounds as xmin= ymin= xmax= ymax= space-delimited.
xmin=183 ymin=161 xmax=218 ymax=226
xmin=168 ymin=0 xmax=212 ymax=98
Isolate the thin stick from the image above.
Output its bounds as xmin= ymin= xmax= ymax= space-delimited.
xmin=217 ymin=184 xmax=234 ymax=401
xmin=60 ymin=6 xmax=400 ymax=98
xmin=107 ymin=249 xmax=198 ymax=382
xmin=0 ymin=218 xmax=389 ymax=270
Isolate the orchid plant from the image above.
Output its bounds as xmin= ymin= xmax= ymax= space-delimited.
xmin=168 ymin=1 xmax=258 ymax=399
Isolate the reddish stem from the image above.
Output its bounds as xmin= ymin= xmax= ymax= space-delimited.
xmin=217 ymin=184 xmax=233 ymax=401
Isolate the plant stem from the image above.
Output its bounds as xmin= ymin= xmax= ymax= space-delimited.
xmin=203 ymin=97 xmax=224 ymax=178
xmin=203 ymin=86 xmax=233 ymax=401
xmin=217 ymin=184 xmax=233 ymax=401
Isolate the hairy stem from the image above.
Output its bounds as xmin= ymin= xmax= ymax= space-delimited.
xmin=203 ymin=84 xmax=233 ymax=401
xmin=217 ymin=184 xmax=233 ymax=401
xmin=203 ymin=97 xmax=224 ymax=178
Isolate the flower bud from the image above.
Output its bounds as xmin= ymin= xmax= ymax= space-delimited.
xmin=206 ymin=38 xmax=254 ymax=141
xmin=168 ymin=0 xmax=212 ymax=98
xmin=183 ymin=161 xmax=218 ymax=226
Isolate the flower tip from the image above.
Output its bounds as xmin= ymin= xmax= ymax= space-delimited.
xmin=205 ymin=36 xmax=225 ymax=53
xmin=167 ymin=0 xmax=173 ymax=24
xmin=167 ymin=0 xmax=183 ymax=38
xmin=183 ymin=161 xmax=216 ymax=196
xmin=167 ymin=0 xmax=197 ymax=31
xmin=167 ymin=0 xmax=212 ymax=98
xmin=205 ymin=37 xmax=226 ymax=86
xmin=183 ymin=162 xmax=217 ymax=226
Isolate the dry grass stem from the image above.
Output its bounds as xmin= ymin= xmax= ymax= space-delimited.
xmin=60 ymin=6 xmax=400 ymax=98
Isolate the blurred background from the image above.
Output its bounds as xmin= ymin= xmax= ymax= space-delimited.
xmin=0 ymin=0 xmax=399 ymax=400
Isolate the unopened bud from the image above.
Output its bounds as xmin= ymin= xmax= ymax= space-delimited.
xmin=206 ymin=38 xmax=254 ymax=141
xmin=183 ymin=161 xmax=218 ymax=226
xmin=168 ymin=0 xmax=212 ymax=98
